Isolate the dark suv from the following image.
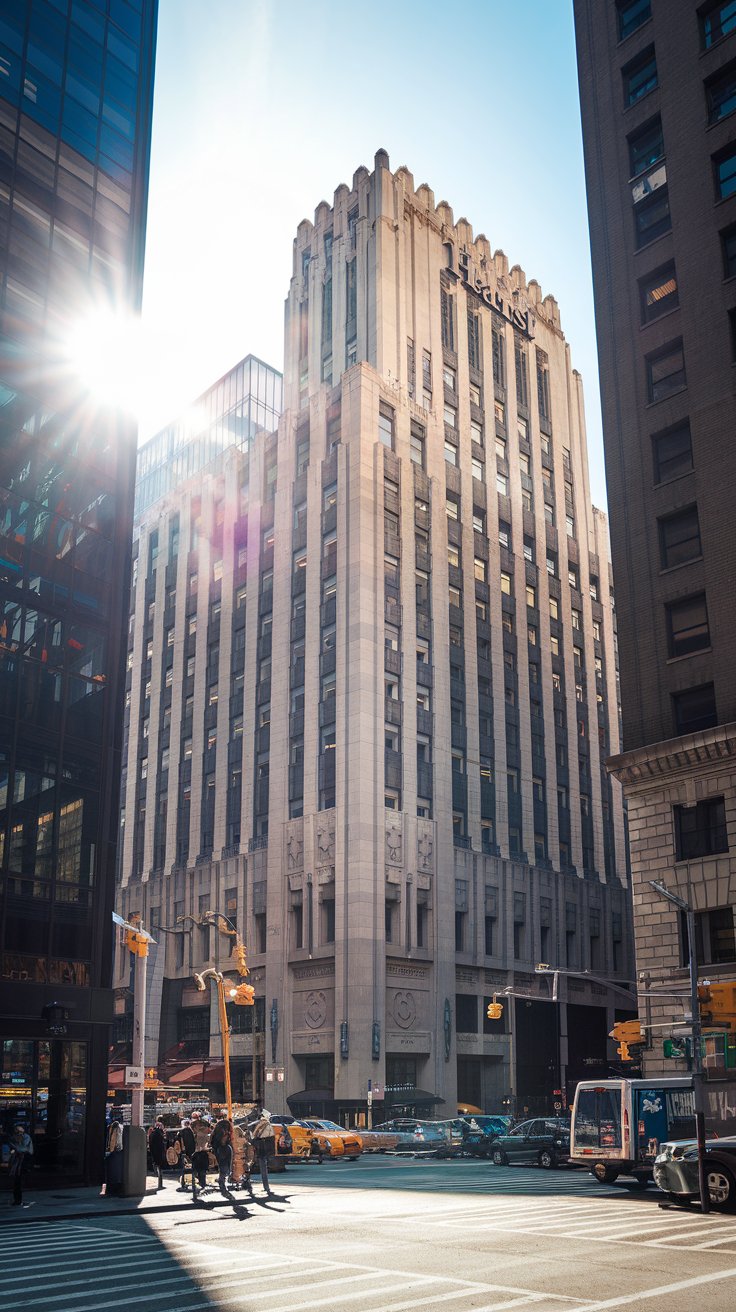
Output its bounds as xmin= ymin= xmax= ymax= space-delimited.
xmin=489 ymin=1117 xmax=570 ymax=1169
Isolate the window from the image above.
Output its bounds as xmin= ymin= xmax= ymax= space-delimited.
xmin=322 ymin=898 xmax=335 ymax=944
xmin=474 ymin=557 xmax=486 ymax=583
xmin=498 ymin=521 xmax=511 ymax=549
xmin=714 ymin=142 xmax=736 ymax=199
xmin=617 ymin=0 xmax=651 ymax=41
xmin=446 ymin=496 xmax=459 ymax=522
xmin=536 ymin=348 xmax=550 ymax=424
xmin=623 ymin=46 xmax=657 ymax=106
xmin=659 ymin=505 xmax=701 ymax=568
xmin=410 ymin=422 xmax=426 ymax=468
xmin=675 ymin=796 xmax=728 ymax=860
xmin=652 ymin=421 xmax=693 ymax=484
xmin=685 ymin=907 xmax=736 ymax=965
xmin=441 ymin=289 xmax=455 ymax=350
xmin=635 ymin=185 xmax=671 ymax=248
xmin=673 ymin=683 xmax=717 ymax=734
xmin=640 ymin=263 xmax=679 ymax=323
xmin=472 ymin=457 xmax=485 ymax=483
xmin=444 ymin=440 xmax=458 ymax=466
xmin=526 ymin=584 xmax=536 ymax=609
xmin=470 ymin=381 xmax=482 ymax=407
xmin=443 ymin=365 xmax=456 ymax=392
xmin=379 ymin=402 xmax=395 ymax=449
xmin=647 ymin=341 xmax=686 ymax=402
xmin=701 ymin=2 xmax=736 ymax=49
xmin=667 ymin=594 xmax=710 ymax=658
xmin=706 ymin=62 xmax=736 ymax=124
xmin=549 ymin=596 xmax=559 ymax=620
xmin=448 ymin=543 xmax=460 ymax=569
xmin=496 ymin=471 xmax=508 ymax=496
xmin=629 ymin=117 xmax=664 ymax=177
xmin=501 ymin=572 xmax=512 ymax=596
xmin=456 ymin=994 xmax=478 ymax=1033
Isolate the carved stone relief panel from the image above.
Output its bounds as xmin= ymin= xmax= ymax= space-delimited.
xmin=385 ymin=817 xmax=403 ymax=867
xmin=286 ymin=821 xmax=304 ymax=871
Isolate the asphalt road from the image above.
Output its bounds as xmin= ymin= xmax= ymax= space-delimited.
xmin=6 ymin=1156 xmax=736 ymax=1312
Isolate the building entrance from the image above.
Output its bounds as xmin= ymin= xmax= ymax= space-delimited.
xmin=1 ymin=1038 xmax=87 ymax=1179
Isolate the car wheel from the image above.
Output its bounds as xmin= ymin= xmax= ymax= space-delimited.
xmin=592 ymin=1162 xmax=619 ymax=1184
xmin=538 ymin=1149 xmax=556 ymax=1170
xmin=347 ymin=1155 xmax=359 ymax=1161
xmin=706 ymin=1163 xmax=736 ymax=1211
xmin=491 ymin=1148 xmax=508 ymax=1166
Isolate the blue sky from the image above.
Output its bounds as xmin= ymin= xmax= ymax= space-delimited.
xmin=141 ymin=0 xmax=607 ymax=507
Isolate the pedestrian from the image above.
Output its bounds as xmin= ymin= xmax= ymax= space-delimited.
xmin=231 ymin=1120 xmax=253 ymax=1195
xmin=190 ymin=1112 xmax=211 ymax=1201
xmin=8 ymin=1125 xmax=33 ymax=1207
xmin=102 ymin=1119 xmax=123 ymax=1197
xmin=210 ymin=1117 xmax=234 ymax=1198
xmin=251 ymin=1108 xmax=276 ymax=1196
xmin=177 ymin=1118 xmax=196 ymax=1192
xmin=147 ymin=1118 xmax=167 ymax=1191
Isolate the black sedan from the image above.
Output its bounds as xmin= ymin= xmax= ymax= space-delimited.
xmin=488 ymin=1117 xmax=570 ymax=1169
xmin=653 ymin=1136 xmax=736 ymax=1210
xmin=461 ymin=1115 xmax=513 ymax=1157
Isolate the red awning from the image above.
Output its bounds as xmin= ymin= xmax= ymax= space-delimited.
xmin=107 ymin=1068 xmax=126 ymax=1088
xmin=169 ymin=1063 xmax=206 ymax=1085
xmin=168 ymin=1063 xmax=226 ymax=1086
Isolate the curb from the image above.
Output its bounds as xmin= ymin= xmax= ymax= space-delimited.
xmin=0 ymin=1195 xmax=244 ymax=1224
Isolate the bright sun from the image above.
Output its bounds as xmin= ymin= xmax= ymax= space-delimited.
xmin=66 ymin=308 xmax=149 ymax=418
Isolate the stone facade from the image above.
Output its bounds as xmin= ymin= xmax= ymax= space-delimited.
xmin=116 ymin=152 xmax=633 ymax=1115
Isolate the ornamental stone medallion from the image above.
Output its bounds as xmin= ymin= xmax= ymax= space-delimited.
xmin=304 ymin=990 xmax=327 ymax=1029
xmin=392 ymin=990 xmax=416 ymax=1030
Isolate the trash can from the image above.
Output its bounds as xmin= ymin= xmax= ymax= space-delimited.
xmin=122 ymin=1124 xmax=147 ymax=1197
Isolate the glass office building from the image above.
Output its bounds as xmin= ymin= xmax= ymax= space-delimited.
xmin=0 ymin=1 xmax=157 ymax=1183
xmin=134 ymin=355 xmax=283 ymax=520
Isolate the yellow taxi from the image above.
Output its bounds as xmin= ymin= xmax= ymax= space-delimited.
xmin=298 ymin=1118 xmax=363 ymax=1160
xmin=271 ymin=1114 xmax=314 ymax=1162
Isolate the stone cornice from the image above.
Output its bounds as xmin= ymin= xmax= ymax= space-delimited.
xmin=607 ymin=721 xmax=736 ymax=788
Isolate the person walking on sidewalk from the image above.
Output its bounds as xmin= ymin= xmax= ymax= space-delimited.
xmin=210 ymin=1117 xmax=235 ymax=1199
xmin=8 ymin=1125 xmax=33 ymax=1207
xmin=177 ymin=1117 xmax=196 ymax=1191
xmin=251 ymin=1108 xmax=276 ymax=1196
xmin=148 ymin=1118 xmax=167 ymax=1191
xmin=101 ymin=1119 xmax=123 ymax=1197
xmin=190 ymin=1112 xmax=211 ymax=1201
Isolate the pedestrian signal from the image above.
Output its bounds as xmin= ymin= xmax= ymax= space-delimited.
xmin=487 ymin=995 xmax=503 ymax=1021
xmin=609 ymin=1019 xmax=643 ymax=1061
xmin=230 ymin=982 xmax=255 ymax=1006
xmin=698 ymin=981 xmax=736 ymax=1032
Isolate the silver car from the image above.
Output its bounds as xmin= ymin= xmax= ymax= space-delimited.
xmin=653 ymin=1136 xmax=736 ymax=1210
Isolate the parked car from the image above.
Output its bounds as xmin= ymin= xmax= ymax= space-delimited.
xmin=372 ymin=1118 xmax=456 ymax=1156
xmin=461 ymin=1115 xmax=513 ymax=1158
xmin=489 ymin=1117 xmax=571 ymax=1169
xmin=653 ymin=1136 xmax=736 ymax=1211
xmin=298 ymin=1118 xmax=363 ymax=1159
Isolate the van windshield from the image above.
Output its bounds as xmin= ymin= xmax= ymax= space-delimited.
xmin=574 ymin=1087 xmax=622 ymax=1150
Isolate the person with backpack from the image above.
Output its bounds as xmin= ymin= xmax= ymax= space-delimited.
xmin=251 ymin=1108 xmax=276 ymax=1197
xmin=147 ymin=1118 xmax=167 ymax=1190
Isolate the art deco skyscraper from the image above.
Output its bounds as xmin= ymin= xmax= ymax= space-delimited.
xmin=118 ymin=152 xmax=631 ymax=1117
xmin=0 ymin=2 xmax=158 ymax=1181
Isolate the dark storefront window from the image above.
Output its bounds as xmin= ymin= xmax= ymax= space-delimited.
xmin=0 ymin=1039 xmax=87 ymax=1177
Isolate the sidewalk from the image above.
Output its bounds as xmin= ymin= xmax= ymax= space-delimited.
xmin=0 ymin=1177 xmax=258 ymax=1224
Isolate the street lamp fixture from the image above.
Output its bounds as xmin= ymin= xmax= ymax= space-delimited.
xmin=648 ymin=879 xmax=710 ymax=1215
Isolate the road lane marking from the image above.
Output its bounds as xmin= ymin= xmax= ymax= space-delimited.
xmin=573 ymin=1265 xmax=736 ymax=1311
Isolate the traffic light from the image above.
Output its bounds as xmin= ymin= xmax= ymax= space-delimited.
xmin=124 ymin=927 xmax=149 ymax=958
xmin=609 ymin=1019 xmax=644 ymax=1062
xmin=230 ymin=982 xmax=255 ymax=1006
xmin=487 ymin=995 xmax=504 ymax=1021
xmin=234 ymin=942 xmax=249 ymax=976
xmin=698 ymin=981 xmax=736 ymax=1032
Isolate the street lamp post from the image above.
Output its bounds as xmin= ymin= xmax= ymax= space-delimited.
xmin=161 ymin=910 xmax=254 ymax=1122
xmin=648 ymin=881 xmax=710 ymax=1215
